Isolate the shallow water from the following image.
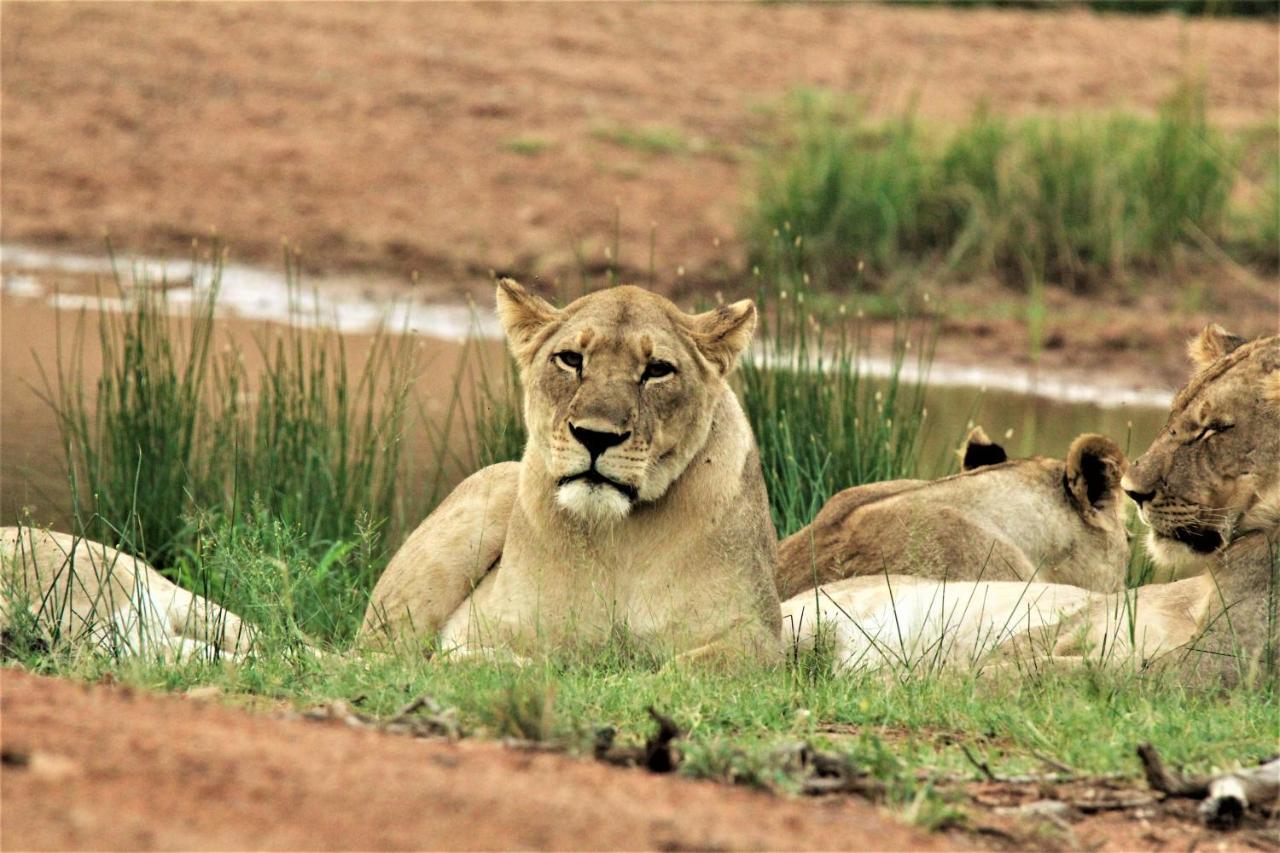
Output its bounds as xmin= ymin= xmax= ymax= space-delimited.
xmin=1 ymin=245 xmax=1169 ymax=524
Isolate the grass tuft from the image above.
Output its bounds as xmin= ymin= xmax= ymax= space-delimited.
xmin=749 ymin=83 xmax=1260 ymax=292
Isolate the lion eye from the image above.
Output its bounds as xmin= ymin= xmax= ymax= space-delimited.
xmin=642 ymin=360 xmax=676 ymax=382
xmin=1197 ymin=423 xmax=1233 ymax=441
xmin=553 ymin=351 xmax=583 ymax=372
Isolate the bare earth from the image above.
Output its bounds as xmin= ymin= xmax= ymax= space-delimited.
xmin=0 ymin=669 xmax=949 ymax=852
xmin=2 ymin=2 xmax=1278 ymax=384
xmin=3 ymin=669 xmax=1271 ymax=852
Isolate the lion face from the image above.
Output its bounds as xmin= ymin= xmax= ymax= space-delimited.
xmin=495 ymin=279 xmax=756 ymax=524
xmin=1123 ymin=326 xmax=1280 ymax=571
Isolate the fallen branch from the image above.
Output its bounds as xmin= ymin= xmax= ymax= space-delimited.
xmin=1198 ymin=757 xmax=1280 ymax=830
xmin=1137 ymin=743 xmax=1280 ymax=830
xmin=300 ymin=694 xmax=461 ymax=740
xmin=1136 ymin=743 xmax=1209 ymax=799
xmin=595 ymin=707 xmax=683 ymax=773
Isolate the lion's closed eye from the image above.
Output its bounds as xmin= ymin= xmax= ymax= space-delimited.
xmin=1196 ymin=422 xmax=1234 ymax=442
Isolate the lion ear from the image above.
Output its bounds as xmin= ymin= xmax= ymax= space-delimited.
xmin=959 ymin=425 xmax=1007 ymax=471
xmin=1188 ymin=324 xmax=1246 ymax=371
xmin=495 ymin=278 xmax=562 ymax=367
xmin=688 ymin=300 xmax=757 ymax=376
xmin=1065 ymin=433 xmax=1127 ymax=513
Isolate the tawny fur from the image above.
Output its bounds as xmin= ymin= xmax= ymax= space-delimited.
xmin=361 ymin=280 xmax=781 ymax=664
xmin=775 ymin=429 xmax=1131 ymax=599
xmin=0 ymin=527 xmax=252 ymax=660
xmin=1064 ymin=328 xmax=1280 ymax=682
xmin=784 ymin=328 xmax=1280 ymax=681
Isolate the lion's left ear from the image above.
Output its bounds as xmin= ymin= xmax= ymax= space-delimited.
xmin=959 ymin=425 xmax=1007 ymax=471
xmin=495 ymin=278 xmax=562 ymax=368
xmin=1188 ymin=323 xmax=1246 ymax=371
xmin=688 ymin=300 xmax=757 ymax=376
xmin=1065 ymin=433 xmax=1127 ymax=514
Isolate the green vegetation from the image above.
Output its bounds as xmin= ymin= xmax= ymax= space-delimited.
xmin=40 ymin=247 xmax=421 ymax=639
xmin=748 ymin=85 xmax=1274 ymax=291
xmin=741 ymin=266 xmax=932 ymax=536
xmin=7 ymin=603 xmax=1276 ymax=827
xmin=503 ymin=134 xmax=555 ymax=156
xmin=593 ymin=122 xmax=699 ymax=156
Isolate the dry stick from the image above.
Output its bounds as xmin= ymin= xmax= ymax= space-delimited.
xmin=1136 ymin=743 xmax=1210 ymax=799
xmin=960 ymin=743 xmax=999 ymax=782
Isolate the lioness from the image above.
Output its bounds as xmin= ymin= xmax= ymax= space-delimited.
xmin=1058 ymin=324 xmax=1280 ymax=681
xmin=776 ymin=428 xmax=1130 ymax=599
xmin=361 ymin=280 xmax=781 ymax=663
xmin=785 ymin=326 xmax=1279 ymax=680
xmin=0 ymin=526 xmax=252 ymax=660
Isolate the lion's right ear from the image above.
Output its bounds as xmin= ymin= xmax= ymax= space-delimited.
xmin=689 ymin=299 xmax=757 ymax=376
xmin=495 ymin=278 xmax=562 ymax=367
xmin=959 ymin=426 xmax=1007 ymax=471
xmin=1065 ymin=433 xmax=1127 ymax=514
xmin=1188 ymin=323 xmax=1246 ymax=371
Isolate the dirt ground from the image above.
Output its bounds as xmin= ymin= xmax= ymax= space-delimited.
xmin=2 ymin=2 xmax=1278 ymax=383
xmin=3 ymin=669 xmax=1273 ymax=852
xmin=0 ymin=668 xmax=951 ymax=851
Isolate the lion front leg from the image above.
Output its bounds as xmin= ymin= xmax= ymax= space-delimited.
xmin=360 ymin=461 xmax=519 ymax=651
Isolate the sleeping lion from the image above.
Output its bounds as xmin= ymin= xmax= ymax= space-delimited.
xmin=361 ymin=279 xmax=782 ymax=663
xmin=785 ymin=325 xmax=1279 ymax=681
xmin=776 ymin=428 xmax=1131 ymax=600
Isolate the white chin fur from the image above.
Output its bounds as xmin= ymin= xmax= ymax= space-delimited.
xmin=556 ymin=480 xmax=632 ymax=524
xmin=1145 ymin=529 xmax=1215 ymax=577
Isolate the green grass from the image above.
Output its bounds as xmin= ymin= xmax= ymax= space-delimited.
xmin=503 ymin=134 xmax=555 ymax=156
xmin=37 ymin=246 xmax=421 ymax=639
xmin=592 ymin=122 xmax=699 ymax=156
xmin=749 ymin=84 xmax=1268 ymax=292
xmin=740 ymin=265 xmax=933 ymax=536
xmin=8 ymin=611 xmax=1276 ymax=829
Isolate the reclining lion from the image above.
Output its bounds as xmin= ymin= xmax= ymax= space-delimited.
xmin=784 ymin=326 xmax=1279 ymax=680
xmin=361 ymin=280 xmax=781 ymax=663
xmin=0 ymin=526 xmax=252 ymax=661
xmin=776 ymin=428 xmax=1131 ymax=600
xmin=1056 ymin=325 xmax=1280 ymax=681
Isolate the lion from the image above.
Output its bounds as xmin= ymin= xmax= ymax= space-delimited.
xmin=361 ymin=279 xmax=781 ymax=664
xmin=0 ymin=526 xmax=252 ymax=661
xmin=783 ymin=326 xmax=1279 ymax=680
xmin=1055 ymin=324 xmax=1280 ymax=681
xmin=776 ymin=428 xmax=1131 ymax=600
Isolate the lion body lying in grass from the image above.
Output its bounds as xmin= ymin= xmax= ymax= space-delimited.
xmin=0 ymin=527 xmax=252 ymax=661
xmin=776 ymin=429 xmax=1131 ymax=600
xmin=786 ymin=327 xmax=1279 ymax=681
xmin=362 ymin=280 xmax=781 ymax=664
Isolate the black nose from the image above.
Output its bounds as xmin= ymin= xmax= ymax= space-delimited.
xmin=1125 ymin=489 xmax=1156 ymax=506
xmin=569 ymin=423 xmax=630 ymax=459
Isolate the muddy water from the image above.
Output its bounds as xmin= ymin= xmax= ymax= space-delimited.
xmin=0 ymin=249 xmax=1170 ymax=530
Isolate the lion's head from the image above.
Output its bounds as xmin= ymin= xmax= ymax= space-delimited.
xmin=496 ymin=279 xmax=756 ymax=524
xmin=1123 ymin=325 xmax=1280 ymax=572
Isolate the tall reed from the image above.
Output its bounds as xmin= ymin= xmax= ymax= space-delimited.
xmin=43 ymin=246 xmax=419 ymax=586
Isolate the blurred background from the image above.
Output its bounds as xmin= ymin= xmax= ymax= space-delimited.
xmin=2 ymin=1 xmax=1277 ymax=555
